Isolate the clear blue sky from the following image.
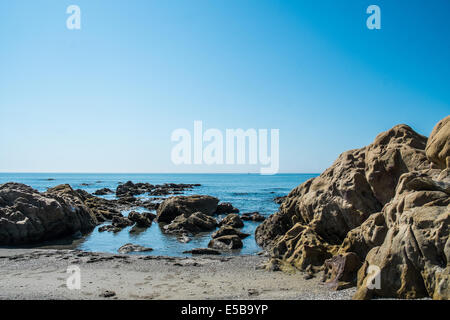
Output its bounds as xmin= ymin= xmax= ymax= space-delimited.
xmin=0 ymin=0 xmax=449 ymax=173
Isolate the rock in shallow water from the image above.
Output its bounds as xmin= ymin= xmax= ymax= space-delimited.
xmin=163 ymin=212 xmax=218 ymax=234
xmin=219 ymin=214 xmax=244 ymax=228
xmin=208 ymin=235 xmax=243 ymax=250
xmin=118 ymin=243 xmax=153 ymax=254
xmin=0 ymin=183 xmax=97 ymax=245
xmin=156 ymin=195 xmax=219 ymax=223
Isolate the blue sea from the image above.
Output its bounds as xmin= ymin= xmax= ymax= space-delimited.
xmin=0 ymin=173 xmax=317 ymax=256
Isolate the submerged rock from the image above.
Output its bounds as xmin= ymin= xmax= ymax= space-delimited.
xmin=0 ymin=183 xmax=98 ymax=245
xmin=241 ymin=212 xmax=266 ymax=222
xmin=156 ymin=195 xmax=219 ymax=223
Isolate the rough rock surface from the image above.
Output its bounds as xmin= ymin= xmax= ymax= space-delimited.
xmin=156 ymin=195 xmax=219 ymax=223
xmin=241 ymin=212 xmax=266 ymax=222
xmin=163 ymin=212 xmax=218 ymax=234
xmin=0 ymin=183 xmax=98 ymax=245
xmin=128 ymin=211 xmax=154 ymax=228
xmin=256 ymin=119 xmax=449 ymax=300
xmin=219 ymin=214 xmax=244 ymax=228
xmin=215 ymin=202 xmax=239 ymax=214
xmin=212 ymin=225 xmax=250 ymax=239
xmin=208 ymin=235 xmax=243 ymax=250
xmin=118 ymin=243 xmax=153 ymax=254
xmin=425 ymin=115 xmax=450 ymax=169
xmin=354 ymin=169 xmax=449 ymax=300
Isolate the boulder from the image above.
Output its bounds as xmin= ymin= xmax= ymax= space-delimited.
xmin=208 ymin=235 xmax=243 ymax=250
xmin=163 ymin=212 xmax=218 ymax=234
xmin=0 ymin=183 xmax=98 ymax=245
xmin=212 ymin=225 xmax=250 ymax=239
xmin=219 ymin=214 xmax=244 ymax=228
xmin=425 ymin=115 xmax=450 ymax=169
xmin=215 ymin=202 xmax=239 ymax=214
xmin=156 ymin=195 xmax=219 ymax=223
xmin=118 ymin=243 xmax=153 ymax=254
xmin=111 ymin=216 xmax=133 ymax=228
xmin=128 ymin=211 xmax=154 ymax=228
xmin=98 ymin=225 xmax=121 ymax=233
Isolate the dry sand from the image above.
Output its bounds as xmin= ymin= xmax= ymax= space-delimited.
xmin=0 ymin=248 xmax=355 ymax=300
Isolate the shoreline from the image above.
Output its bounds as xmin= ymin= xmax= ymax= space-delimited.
xmin=0 ymin=248 xmax=355 ymax=300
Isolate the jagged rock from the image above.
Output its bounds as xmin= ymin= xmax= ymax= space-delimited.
xmin=98 ymin=225 xmax=121 ymax=233
xmin=0 ymin=183 xmax=98 ymax=245
xmin=183 ymin=248 xmax=221 ymax=255
xmin=241 ymin=212 xmax=266 ymax=222
xmin=215 ymin=202 xmax=239 ymax=214
xmin=212 ymin=225 xmax=250 ymax=239
xmin=425 ymin=115 xmax=450 ymax=169
xmin=219 ymin=214 xmax=244 ymax=228
xmin=338 ymin=212 xmax=388 ymax=261
xmin=93 ymin=188 xmax=114 ymax=196
xmin=156 ymin=195 xmax=219 ymax=223
xmin=128 ymin=211 xmax=154 ymax=228
xmin=322 ymin=252 xmax=362 ymax=290
xmin=256 ymin=124 xmax=430 ymax=270
xmin=118 ymin=243 xmax=153 ymax=254
xmin=354 ymin=169 xmax=450 ymax=300
xmin=111 ymin=216 xmax=133 ymax=228
xmin=208 ymin=235 xmax=243 ymax=250
xmin=163 ymin=212 xmax=217 ymax=234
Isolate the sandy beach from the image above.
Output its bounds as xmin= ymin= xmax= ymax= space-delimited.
xmin=0 ymin=248 xmax=355 ymax=300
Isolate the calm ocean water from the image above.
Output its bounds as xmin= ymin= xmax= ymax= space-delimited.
xmin=0 ymin=173 xmax=317 ymax=256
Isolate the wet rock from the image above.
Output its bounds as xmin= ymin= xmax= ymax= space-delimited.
xmin=93 ymin=188 xmax=114 ymax=196
xmin=118 ymin=243 xmax=153 ymax=254
xmin=183 ymin=248 xmax=221 ymax=255
xmin=0 ymin=183 xmax=97 ymax=245
xmin=241 ymin=212 xmax=266 ymax=222
xmin=212 ymin=225 xmax=250 ymax=239
xmin=215 ymin=202 xmax=239 ymax=214
xmin=164 ymin=212 xmax=218 ymax=234
xmin=111 ymin=216 xmax=133 ymax=228
xmin=98 ymin=225 xmax=121 ymax=233
xmin=208 ymin=235 xmax=243 ymax=250
xmin=219 ymin=214 xmax=244 ymax=228
xmin=156 ymin=195 xmax=219 ymax=223
xmin=128 ymin=211 xmax=154 ymax=228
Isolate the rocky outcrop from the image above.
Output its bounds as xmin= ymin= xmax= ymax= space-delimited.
xmin=256 ymin=124 xmax=430 ymax=259
xmin=425 ymin=115 xmax=450 ymax=170
xmin=215 ymin=202 xmax=239 ymax=214
xmin=241 ymin=212 xmax=266 ymax=222
xmin=256 ymin=118 xmax=449 ymax=300
xmin=0 ymin=183 xmax=98 ymax=245
xmin=163 ymin=212 xmax=218 ymax=234
xmin=93 ymin=188 xmax=114 ymax=196
xmin=156 ymin=195 xmax=219 ymax=223
xmin=219 ymin=214 xmax=244 ymax=228
xmin=128 ymin=211 xmax=154 ymax=228
xmin=212 ymin=225 xmax=250 ymax=239
xmin=116 ymin=181 xmax=200 ymax=198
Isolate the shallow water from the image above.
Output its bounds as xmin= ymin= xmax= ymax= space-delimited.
xmin=0 ymin=173 xmax=317 ymax=256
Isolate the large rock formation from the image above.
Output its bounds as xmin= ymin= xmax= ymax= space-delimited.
xmin=256 ymin=118 xmax=449 ymax=300
xmin=0 ymin=183 xmax=98 ymax=245
xmin=156 ymin=195 xmax=219 ymax=223
xmin=256 ymin=124 xmax=430 ymax=258
xmin=425 ymin=115 xmax=450 ymax=170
